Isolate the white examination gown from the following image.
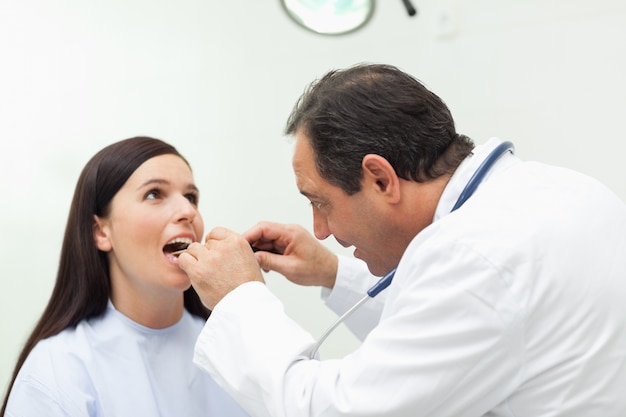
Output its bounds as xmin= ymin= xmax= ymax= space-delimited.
xmin=193 ymin=138 xmax=626 ymax=417
xmin=5 ymin=301 xmax=250 ymax=417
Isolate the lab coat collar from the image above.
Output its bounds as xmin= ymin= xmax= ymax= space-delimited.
xmin=434 ymin=137 xmax=514 ymax=221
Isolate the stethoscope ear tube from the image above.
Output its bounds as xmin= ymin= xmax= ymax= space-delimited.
xmin=451 ymin=141 xmax=515 ymax=211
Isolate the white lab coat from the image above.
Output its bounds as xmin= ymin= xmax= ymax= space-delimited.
xmin=194 ymin=138 xmax=626 ymax=417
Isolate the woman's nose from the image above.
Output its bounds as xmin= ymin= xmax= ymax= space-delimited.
xmin=174 ymin=196 xmax=197 ymax=223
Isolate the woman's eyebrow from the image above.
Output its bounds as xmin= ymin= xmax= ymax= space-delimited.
xmin=136 ymin=178 xmax=169 ymax=190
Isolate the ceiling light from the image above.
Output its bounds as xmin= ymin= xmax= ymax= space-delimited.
xmin=280 ymin=0 xmax=376 ymax=36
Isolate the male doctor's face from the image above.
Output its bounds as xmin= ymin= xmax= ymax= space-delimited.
xmin=292 ymin=133 xmax=398 ymax=276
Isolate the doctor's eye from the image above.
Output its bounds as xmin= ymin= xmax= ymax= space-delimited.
xmin=310 ymin=201 xmax=324 ymax=210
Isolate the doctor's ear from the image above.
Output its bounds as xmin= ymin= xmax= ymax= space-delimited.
xmin=361 ymin=154 xmax=400 ymax=199
xmin=93 ymin=215 xmax=112 ymax=252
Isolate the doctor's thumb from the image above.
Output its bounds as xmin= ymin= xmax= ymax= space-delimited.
xmin=255 ymin=251 xmax=274 ymax=273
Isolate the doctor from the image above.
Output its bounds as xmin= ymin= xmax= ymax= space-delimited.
xmin=179 ymin=63 xmax=626 ymax=416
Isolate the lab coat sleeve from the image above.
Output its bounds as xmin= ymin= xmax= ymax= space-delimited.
xmin=194 ymin=282 xmax=317 ymax=417
xmin=322 ymin=256 xmax=386 ymax=340
xmin=194 ymin=238 xmax=525 ymax=417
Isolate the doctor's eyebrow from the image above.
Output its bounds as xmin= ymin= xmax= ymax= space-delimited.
xmin=299 ymin=190 xmax=320 ymax=200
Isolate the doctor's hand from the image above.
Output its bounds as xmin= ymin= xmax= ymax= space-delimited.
xmin=178 ymin=226 xmax=265 ymax=310
xmin=243 ymin=221 xmax=338 ymax=290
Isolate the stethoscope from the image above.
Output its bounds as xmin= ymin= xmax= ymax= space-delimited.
xmin=309 ymin=141 xmax=515 ymax=358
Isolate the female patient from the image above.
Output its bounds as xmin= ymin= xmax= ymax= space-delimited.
xmin=2 ymin=136 xmax=249 ymax=417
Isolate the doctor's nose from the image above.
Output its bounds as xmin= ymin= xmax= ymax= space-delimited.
xmin=312 ymin=210 xmax=331 ymax=240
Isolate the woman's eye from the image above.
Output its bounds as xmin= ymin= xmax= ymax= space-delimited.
xmin=186 ymin=193 xmax=199 ymax=205
xmin=310 ymin=201 xmax=323 ymax=210
xmin=145 ymin=189 xmax=161 ymax=200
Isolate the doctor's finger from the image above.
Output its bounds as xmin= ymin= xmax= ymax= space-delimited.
xmin=255 ymin=251 xmax=299 ymax=277
xmin=242 ymin=221 xmax=278 ymax=243
xmin=204 ymin=226 xmax=237 ymax=244
xmin=177 ymin=251 xmax=197 ymax=271
xmin=243 ymin=221 xmax=291 ymax=245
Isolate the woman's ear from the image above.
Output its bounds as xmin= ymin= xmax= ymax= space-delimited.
xmin=361 ymin=154 xmax=401 ymax=203
xmin=93 ymin=215 xmax=112 ymax=252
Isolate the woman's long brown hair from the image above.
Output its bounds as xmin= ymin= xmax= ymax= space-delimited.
xmin=1 ymin=137 xmax=210 ymax=414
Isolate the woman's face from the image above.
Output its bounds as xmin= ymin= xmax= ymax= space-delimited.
xmin=93 ymin=154 xmax=204 ymax=318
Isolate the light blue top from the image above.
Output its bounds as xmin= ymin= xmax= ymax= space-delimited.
xmin=5 ymin=301 xmax=249 ymax=417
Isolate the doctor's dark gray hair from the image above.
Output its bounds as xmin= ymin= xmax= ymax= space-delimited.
xmin=285 ymin=63 xmax=474 ymax=195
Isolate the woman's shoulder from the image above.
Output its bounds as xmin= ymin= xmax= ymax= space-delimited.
xmin=21 ymin=323 xmax=96 ymax=380
xmin=8 ymin=323 xmax=99 ymax=415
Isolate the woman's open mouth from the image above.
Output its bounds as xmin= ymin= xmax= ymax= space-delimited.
xmin=163 ymin=237 xmax=192 ymax=257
